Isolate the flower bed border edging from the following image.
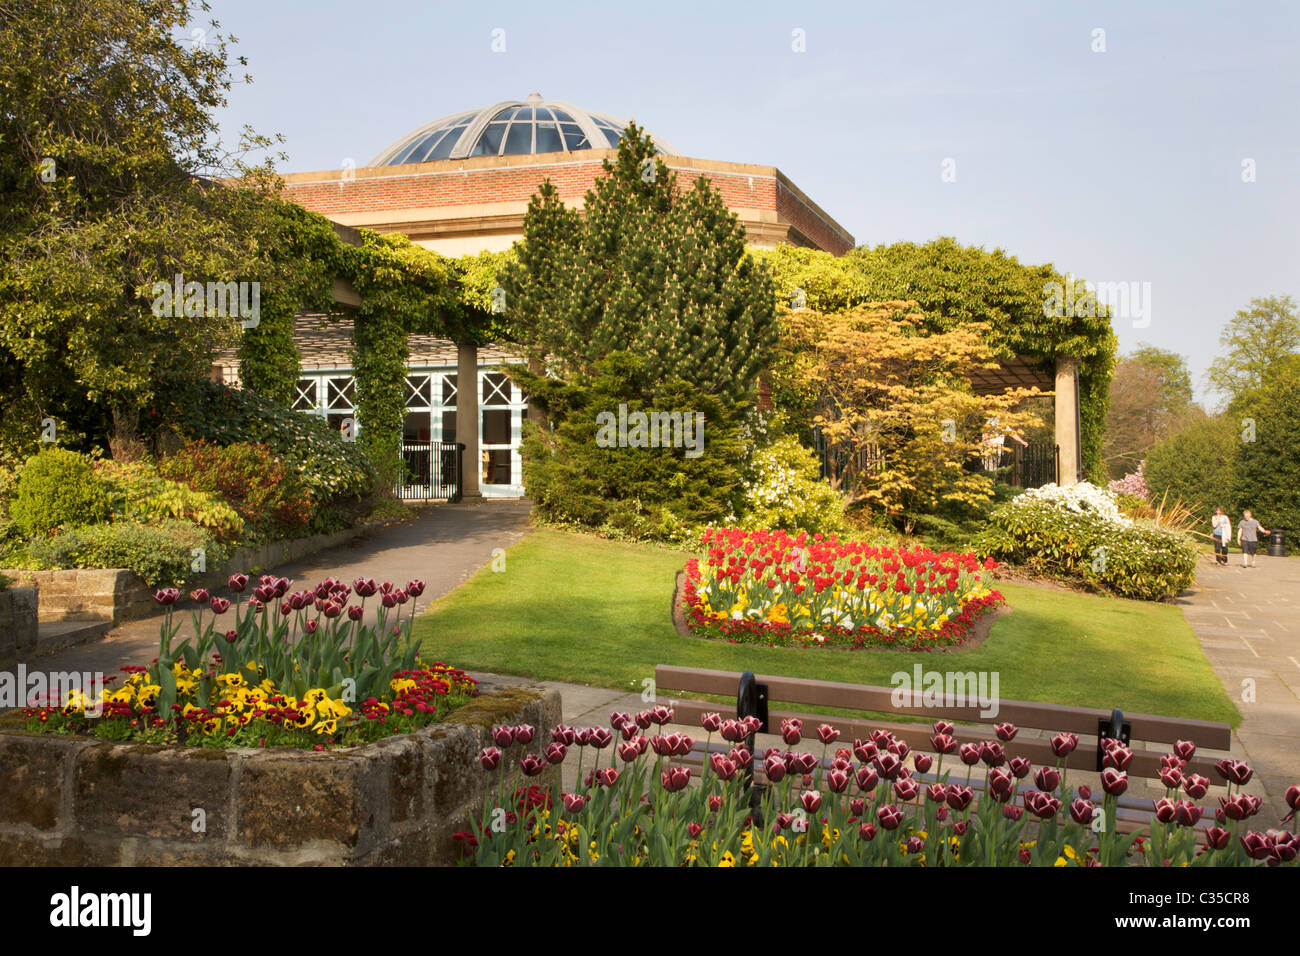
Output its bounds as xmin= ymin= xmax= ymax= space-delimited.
xmin=0 ymin=676 xmax=560 ymax=866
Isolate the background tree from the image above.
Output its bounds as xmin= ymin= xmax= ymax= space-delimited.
xmin=1206 ymin=295 xmax=1300 ymax=407
xmin=777 ymin=302 xmax=1044 ymax=530
xmin=1231 ymin=355 xmax=1300 ymax=533
xmin=1144 ymin=415 xmax=1239 ymax=518
xmin=0 ymin=0 xmax=276 ymax=458
xmin=502 ymin=124 xmax=776 ymax=403
xmin=1104 ymin=345 xmax=1198 ymax=479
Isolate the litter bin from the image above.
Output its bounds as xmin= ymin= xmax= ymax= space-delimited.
xmin=1268 ymin=529 xmax=1286 ymax=557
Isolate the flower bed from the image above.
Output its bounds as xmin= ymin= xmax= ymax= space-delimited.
xmin=682 ymin=528 xmax=1004 ymax=649
xmin=457 ymin=710 xmax=1300 ymax=867
xmin=17 ymin=572 xmax=475 ymax=749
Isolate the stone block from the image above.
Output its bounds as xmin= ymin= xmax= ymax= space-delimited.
xmin=74 ymin=744 xmax=234 ymax=841
xmin=237 ymin=750 xmax=381 ymax=853
xmin=0 ymin=734 xmax=76 ymax=830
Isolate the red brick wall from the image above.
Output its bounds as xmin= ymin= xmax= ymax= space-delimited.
xmin=282 ymin=155 xmax=852 ymax=255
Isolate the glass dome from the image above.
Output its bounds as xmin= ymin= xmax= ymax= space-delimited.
xmin=368 ymin=92 xmax=678 ymax=166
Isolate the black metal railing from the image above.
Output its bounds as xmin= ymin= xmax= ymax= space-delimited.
xmin=395 ymin=441 xmax=463 ymax=502
xmin=815 ymin=429 xmax=1058 ymax=492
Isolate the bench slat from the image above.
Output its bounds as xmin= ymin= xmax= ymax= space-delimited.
xmin=655 ymin=665 xmax=1232 ymax=751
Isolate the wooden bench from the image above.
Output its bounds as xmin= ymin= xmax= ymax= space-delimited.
xmin=654 ymin=665 xmax=1235 ymax=831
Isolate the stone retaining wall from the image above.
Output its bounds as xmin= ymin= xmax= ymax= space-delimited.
xmin=0 ymin=679 xmax=559 ymax=866
xmin=2 ymin=519 xmax=393 ymax=626
xmin=0 ymin=588 xmax=38 ymax=669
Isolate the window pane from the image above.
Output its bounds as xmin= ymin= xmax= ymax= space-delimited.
xmin=471 ymin=123 xmax=506 ymax=156
xmin=560 ymin=123 xmax=588 ymax=149
xmin=535 ymin=124 xmax=563 ymax=153
xmin=405 ymin=374 xmax=431 ymax=407
xmin=535 ymin=108 xmax=554 ymax=121
xmin=441 ymin=411 xmax=457 ymax=444
xmin=292 ymin=379 xmax=317 ymax=411
xmin=440 ymin=373 xmax=457 ymax=406
xmin=482 ymin=371 xmax=511 ymax=405
xmin=482 ymin=448 xmax=512 ymax=485
xmin=483 ymin=408 xmax=511 ymax=445
xmin=503 ymin=121 xmax=533 ymax=154
xmin=552 ymin=110 xmax=575 ymax=123
xmin=427 ymin=130 xmax=461 ymax=160
xmin=403 ymin=411 xmax=431 ymax=442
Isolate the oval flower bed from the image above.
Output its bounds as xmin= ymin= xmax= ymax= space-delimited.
xmin=19 ymin=573 xmax=477 ymax=748
xmin=682 ymin=528 xmax=1004 ymax=649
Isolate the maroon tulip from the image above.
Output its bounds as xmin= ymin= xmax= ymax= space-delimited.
xmin=634 ymin=711 xmax=654 ymax=729
xmin=228 ymin=573 xmax=248 ymax=592
xmin=1218 ymin=794 xmax=1256 ymax=821
xmin=859 ymin=822 xmax=878 ymax=841
xmin=801 ymin=790 xmax=823 ymax=814
xmin=190 ymin=588 xmax=210 ymax=604
xmin=854 ymin=739 xmax=879 ymax=762
xmin=609 ymin=711 xmax=631 ymax=730
xmin=988 ymin=767 xmax=1015 ymax=802
xmin=551 ymin=724 xmax=577 ymax=746
xmin=1101 ymin=768 xmax=1128 ymax=796
xmin=700 ymin=712 xmax=722 ymax=733
xmin=1153 ymin=798 xmax=1177 ymax=824
xmin=979 ymin=741 xmax=1006 ymax=768
xmin=874 ymin=752 xmax=902 ymax=780
xmin=596 ymin=767 xmax=619 ymax=787
xmin=209 ymin=596 xmax=230 ymax=615
xmin=617 ymin=741 xmax=640 ymax=763
xmin=1158 ymin=767 xmax=1184 ymax=790
xmin=1077 ymin=784 xmax=1092 ymax=800
xmin=544 ymin=742 xmax=568 ymax=765
xmin=1214 ymin=759 xmax=1253 ymax=787
xmin=1182 ymin=774 xmax=1210 ymax=800
xmin=1024 ymin=790 xmax=1060 ymax=819
xmin=648 ymin=705 xmax=673 ymax=726
xmin=1033 ymin=766 xmax=1061 ymax=792
xmin=1172 ymin=740 xmax=1196 ymax=761
xmin=946 ymin=785 xmax=974 ymax=812
xmin=764 ymin=753 xmax=787 ymax=783
xmin=907 ymin=837 xmax=925 ymax=855
xmin=894 ymin=778 xmax=921 ymax=802
xmin=479 ymin=746 xmax=501 ymax=771
xmin=1069 ymin=798 xmax=1095 ymax=825
xmin=1050 ymin=732 xmax=1079 ymax=757
xmin=827 ymin=768 xmax=850 ymax=793
xmin=153 ymin=588 xmax=180 ymax=606
xmin=1003 ymin=804 xmax=1023 ymax=821
xmin=661 ymin=766 xmax=691 ymax=792
xmin=929 ymin=733 xmax=958 ymax=755
xmin=1173 ymin=800 xmax=1203 ymax=828
xmin=1018 ymin=847 xmax=1032 ymax=863
xmin=1102 ymin=744 xmax=1134 ymax=772
xmin=887 ymin=740 xmax=911 ymax=762
xmin=710 ymin=753 xmax=739 ymax=781
xmin=405 ymin=579 xmax=425 ymax=598
xmin=1240 ymin=831 xmax=1273 ymax=861
xmin=790 ymin=752 xmax=818 ymax=775
xmin=491 ymin=725 xmax=514 ymax=748
xmin=303 ymin=619 xmax=318 ymax=635
xmin=781 ymin=718 xmax=803 ymax=746
xmin=1008 ymin=757 xmax=1033 ymax=780
xmin=347 ymin=605 xmax=363 ymax=622
xmin=994 ymin=722 xmax=1018 ymax=742
xmin=952 ymin=820 xmax=970 ymax=836
xmin=562 ymin=793 xmax=586 ymax=813
xmin=687 ymin=822 xmax=704 ymax=840
xmin=1271 ymin=831 xmax=1298 ymax=863
xmin=253 ymin=584 xmax=277 ymax=603
xmin=959 ymin=743 xmax=981 ymax=766
xmin=816 ymin=723 xmax=840 ymax=745
xmin=520 ymin=754 xmax=548 ymax=777
xmin=729 ymin=746 xmax=751 ymax=767
xmin=719 ymin=719 xmax=747 ymax=743
xmin=619 ymin=721 xmax=639 ymax=742
xmin=587 ymin=727 xmax=613 ymax=750
xmin=855 ymin=765 xmax=879 ymax=793
xmin=876 ymin=804 xmax=904 ymax=830
xmin=708 ymin=794 xmax=724 ymax=813
xmin=352 ymin=577 xmax=377 ymax=597
xmin=933 ymin=720 xmax=955 ymax=736
xmin=1203 ymin=827 xmax=1230 ymax=851
xmin=914 ymin=753 xmax=933 ymax=774
xmin=513 ymin=724 xmax=535 ymax=746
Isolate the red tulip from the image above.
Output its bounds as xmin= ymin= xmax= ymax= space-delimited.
xmin=979 ymin=741 xmax=1006 ymax=768
xmin=708 ymin=795 xmax=724 ymax=812
xmin=648 ymin=705 xmax=673 ymax=726
xmin=1172 ymin=740 xmax=1196 ymax=761
xmin=1214 ymin=759 xmax=1253 ymax=787
xmin=228 ymin=573 xmax=248 ymax=592
xmin=551 ymin=724 xmax=577 ymax=746
xmin=874 ymin=752 xmax=902 ymax=780
xmin=855 ymin=765 xmax=879 ymax=793
xmin=153 ymin=588 xmax=180 ymax=606
xmin=952 ymin=820 xmax=970 ymax=836
xmin=587 ymin=727 xmax=613 ymax=749
xmin=854 ymin=739 xmax=879 ymax=762
xmin=1018 ymin=847 xmax=1032 ymax=863
xmin=617 ymin=741 xmax=640 ymax=762
xmin=908 ymin=837 xmax=926 ymax=855
xmin=1077 ymin=784 xmax=1091 ymax=800
xmin=1240 ymin=831 xmax=1273 ymax=861
xmin=933 ymin=720 xmax=955 ymax=736
xmin=729 ymin=746 xmax=751 ymax=767
xmin=1003 ymin=804 xmax=1023 ymax=821
xmin=894 ymin=778 xmax=921 ymax=802
xmin=790 ymin=752 xmax=819 ymax=775
xmin=609 ymin=711 xmax=631 ymax=730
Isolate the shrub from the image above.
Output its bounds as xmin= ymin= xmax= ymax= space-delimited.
xmin=158 ymin=441 xmax=312 ymax=539
xmin=27 ymin=520 xmax=225 ymax=589
xmin=1144 ymin=416 xmax=1239 ymax=517
xmin=175 ymin=381 xmax=377 ymax=504
xmin=9 ymin=449 xmax=115 ymax=537
xmin=972 ymin=483 xmax=1197 ymax=601
xmin=96 ymin=459 xmax=245 ymax=543
xmin=736 ymin=436 xmax=846 ymax=535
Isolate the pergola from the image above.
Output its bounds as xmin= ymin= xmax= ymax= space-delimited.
xmin=969 ymin=354 xmax=1083 ymax=485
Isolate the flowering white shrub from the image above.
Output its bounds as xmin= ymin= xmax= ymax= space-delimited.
xmin=1012 ymin=481 xmax=1132 ymax=527
xmin=738 ymin=436 xmax=845 ymax=534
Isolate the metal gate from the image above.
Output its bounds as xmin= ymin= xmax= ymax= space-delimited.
xmin=396 ymin=441 xmax=463 ymax=502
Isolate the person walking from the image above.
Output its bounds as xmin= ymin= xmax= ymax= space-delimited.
xmin=1236 ymin=509 xmax=1270 ymax=568
xmin=1211 ymin=507 xmax=1231 ymax=566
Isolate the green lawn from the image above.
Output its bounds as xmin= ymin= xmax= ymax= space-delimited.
xmin=414 ymin=528 xmax=1240 ymax=726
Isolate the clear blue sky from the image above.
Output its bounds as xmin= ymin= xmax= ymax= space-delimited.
xmin=206 ymin=0 xmax=1298 ymax=407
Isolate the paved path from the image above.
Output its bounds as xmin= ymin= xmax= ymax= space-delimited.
xmin=25 ymin=499 xmax=533 ymax=681
xmin=1177 ymin=551 xmax=1300 ymax=825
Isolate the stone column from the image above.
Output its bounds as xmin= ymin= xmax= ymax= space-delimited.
xmin=1054 ymin=355 xmax=1082 ymax=486
xmin=457 ymin=341 xmax=482 ymax=499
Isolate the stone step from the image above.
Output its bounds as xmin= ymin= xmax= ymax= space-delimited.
xmin=32 ymin=619 xmax=112 ymax=657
